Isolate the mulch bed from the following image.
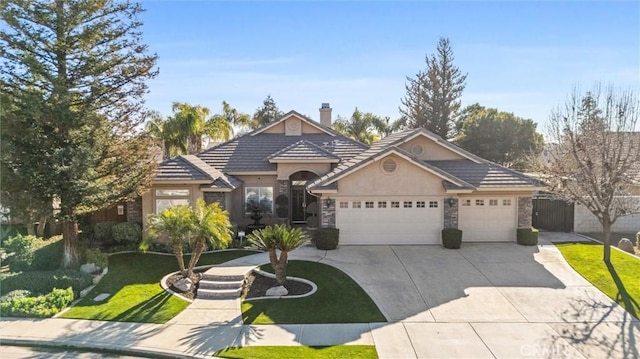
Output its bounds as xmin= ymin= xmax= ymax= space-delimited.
xmin=164 ymin=269 xmax=313 ymax=300
xmin=243 ymin=272 xmax=312 ymax=299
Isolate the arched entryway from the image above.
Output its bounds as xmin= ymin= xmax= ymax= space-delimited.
xmin=289 ymin=170 xmax=319 ymax=226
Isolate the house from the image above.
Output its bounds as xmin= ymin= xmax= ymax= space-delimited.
xmin=142 ymin=103 xmax=545 ymax=245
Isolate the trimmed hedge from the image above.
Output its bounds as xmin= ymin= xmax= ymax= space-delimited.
xmin=315 ymin=228 xmax=339 ymax=250
xmin=517 ymin=227 xmax=539 ymax=246
xmin=442 ymin=228 xmax=462 ymax=249
xmin=93 ymin=221 xmax=117 ymax=243
xmin=111 ymin=222 xmax=142 ymax=244
xmin=0 ymin=287 xmax=74 ymax=318
xmin=0 ymin=269 xmax=92 ymax=298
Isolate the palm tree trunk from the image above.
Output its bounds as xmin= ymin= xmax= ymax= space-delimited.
xmin=186 ymin=239 xmax=205 ymax=277
xmin=172 ymin=242 xmax=186 ymax=275
xmin=274 ymin=250 xmax=288 ymax=285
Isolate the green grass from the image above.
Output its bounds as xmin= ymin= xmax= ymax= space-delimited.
xmin=60 ymin=250 xmax=255 ymax=323
xmin=241 ymin=260 xmax=386 ymax=324
xmin=215 ymin=346 xmax=378 ymax=359
xmin=555 ymin=242 xmax=640 ymax=319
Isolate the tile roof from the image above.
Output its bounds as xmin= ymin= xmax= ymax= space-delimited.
xmin=268 ymin=140 xmax=340 ymax=161
xmin=427 ymin=160 xmax=542 ymax=188
xmin=154 ymin=156 xmax=212 ymax=181
xmin=197 ymin=133 xmax=367 ymax=172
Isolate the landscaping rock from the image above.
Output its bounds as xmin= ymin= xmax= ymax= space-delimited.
xmin=618 ymin=238 xmax=635 ymax=254
xmin=174 ymin=278 xmax=193 ymax=292
xmin=266 ymin=285 xmax=288 ymax=296
xmin=80 ymin=263 xmax=98 ymax=274
xmin=93 ymin=293 xmax=110 ymax=302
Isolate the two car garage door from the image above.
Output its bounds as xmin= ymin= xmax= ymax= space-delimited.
xmin=336 ymin=197 xmax=519 ymax=244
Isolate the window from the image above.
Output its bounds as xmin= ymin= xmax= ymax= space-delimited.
xmin=461 ymin=199 xmax=471 ymax=206
xmin=352 ymin=201 xmax=362 ymax=208
xmin=416 ymin=201 xmax=426 ymax=208
xmin=245 ymin=186 xmax=273 ymax=214
xmin=339 ymin=201 xmax=349 ymax=208
xmin=378 ymin=201 xmax=387 ymax=208
xmin=403 ymin=201 xmax=412 ymax=208
xmin=476 ymin=199 xmax=484 ymax=206
xmin=503 ymin=199 xmax=512 ymax=206
xmin=391 ymin=201 xmax=400 ymax=208
xmin=429 ymin=201 xmax=438 ymax=208
xmin=155 ymin=189 xmax=190 ymax=214
xmin=489 ymin=199 xmax=498 ymax=206
xmin=365 ymin=201 xmax=374 ymax=208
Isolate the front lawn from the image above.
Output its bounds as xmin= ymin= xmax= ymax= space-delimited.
xmin=555 ymin=242 xmax=639 ymax=319
xmin=215 ymin=346 xmax=378 ymax=359
xmin=241 ymin=260 xmax=386 ymax=324
xmin=60 ymin=250 xmax=255 ymax=323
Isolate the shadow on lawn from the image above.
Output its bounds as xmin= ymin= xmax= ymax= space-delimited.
xmin=112 ymin=291 xmax=173 ymax=322
xmin=179 ymin=321 xmax=261 ymax=356
xmin=606 ymin=261 xmax=639 ymax=319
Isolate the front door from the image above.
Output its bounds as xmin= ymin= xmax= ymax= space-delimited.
xmin=291 ymin=186 xmax=306 ymax=223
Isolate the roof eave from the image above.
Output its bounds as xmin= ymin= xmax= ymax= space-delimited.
xmin=268 ymin=159 xmax=340 ymax=164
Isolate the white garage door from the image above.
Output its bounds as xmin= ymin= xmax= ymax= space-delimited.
xmin=458 ymin=197 xmax=517 ymax=242
xmin=335 ymin=198 xmax=442 ymax=245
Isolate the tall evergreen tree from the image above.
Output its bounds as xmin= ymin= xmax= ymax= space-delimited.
xmin=400 ymin=37 xmax=467 ymax=138
xmin=1 ymin=0 xmax=158 ymax=267
xmin=252 ymin=95 xmax=284 ymax=129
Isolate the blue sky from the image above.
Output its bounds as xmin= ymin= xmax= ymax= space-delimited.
xmin=140 ymin=1 xmax=639 ymax=130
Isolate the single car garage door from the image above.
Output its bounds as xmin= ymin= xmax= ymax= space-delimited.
xmin=458 ymin=197 xmax=517 ymax=242
xmin=335 ymin=198 xmax=442 ymax=245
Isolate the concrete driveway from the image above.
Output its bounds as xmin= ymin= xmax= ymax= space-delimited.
xmin=290 ymin=232 xmax=639 ymax=358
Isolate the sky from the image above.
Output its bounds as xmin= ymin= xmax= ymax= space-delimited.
xmin=139 ymin=1 xmax=640 ymax=131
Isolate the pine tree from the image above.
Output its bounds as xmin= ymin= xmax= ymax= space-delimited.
xmin=1 ymin=0 xmax=158 ymax=267
xmin=252 ymin=95 xmax=284 ymax=129
xmin=400 ymin=37 xmax=467 ymax=138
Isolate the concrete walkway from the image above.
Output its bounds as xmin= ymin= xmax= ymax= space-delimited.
xmin=1 ymin=233 xmax=639 ymax=358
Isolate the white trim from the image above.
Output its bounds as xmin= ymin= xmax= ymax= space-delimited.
xmin=401 ymin=131 xmax=483 ymax=163
xmin=309 ymin=188 xmax=338 ymax=194
xmin=445 ymin=189 xmax=475 ymax=194
xmin=250 ymin=112 xmax=335 ymax=137
xmin=201 ymin=188 xmax=233 ymax=193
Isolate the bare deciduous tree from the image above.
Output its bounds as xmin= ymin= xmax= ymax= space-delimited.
xmin=542 ymin=84 xmax=640 ymax=262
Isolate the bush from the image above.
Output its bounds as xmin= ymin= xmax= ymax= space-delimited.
xmin=93 ymin=221 xmax=117 ymax=243
xmin=0 ymin=290 xmax=31 ymax=303
xmin=3 ymin=234 xmax=41 ymax=272
xmin=315 ymin=228 xmax=339 ymax=250
xmin=30 ymin=235 xmax=63 ymax=271
xmin=442 ymin=228 xmax=463 ymax=249
xmin=0 ymin=269 xmax=93 ymax=298
xmin=0 ymin=224 xmax=27 ymax=242
xmin=517 ymin=227 xmax=539 ymax=246
xmin=85 ymin=247 xmax=109 ymax=268
xmin=111 ymin=222 xmax=142 ymax=245
xmin=0 ymin=287 xmax=74 ymax=318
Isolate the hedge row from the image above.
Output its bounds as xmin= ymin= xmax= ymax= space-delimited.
xmin=0 ymin=269 xmax=92 ymax=298
xmin=0 ymin=287 xmax=74 ymax=318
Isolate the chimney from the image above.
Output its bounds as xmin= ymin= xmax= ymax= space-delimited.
xmin=319 ymin=103 xmax=332 ymax=127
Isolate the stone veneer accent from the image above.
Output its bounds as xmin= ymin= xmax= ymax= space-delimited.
xmin=276 ymin=180 xmax=290 ymax=219
xmin=277 ymin=180 xmax=289 ymax=196
xmin=443 ymin=198 xmax=458 ymax=229
xmin=204 ymin=192 xmax=226 ymax=210
xmin=320 ymin=198 xmax=336 ymax=228
xmin=518 ymin=196 xmax=533 ymax=228
xmin=126 ymin=197 xmax=142 ymax=224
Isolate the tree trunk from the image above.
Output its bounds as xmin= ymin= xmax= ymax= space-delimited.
xmin=186 ymin=239 xmax=205 ymax=277
xmin=603 ymin=222 xmax=611 ymax=263
xmin=26 ymin=223 xmax=36 ymax=236
xmin=274 ymin=251 xmax=288 ymax=285
xmin=62 ymin=219 xmax=79 ymax=268
xmin=172 ymin=242 xmax=186 ymax=275
xmin=36 ymin=216 xmax=48 ymax=238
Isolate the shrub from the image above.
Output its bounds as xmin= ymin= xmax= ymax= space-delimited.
xmin=30 ymin=235 xmax=63 ymax=270
xmin=111 ymin=222 xmax=142 ymax=245
xmin=0 ymin=287 xmax=74 ymax=318
xmin=315 ymin=228 xmax=339 ymax=250
xmin=85 ymin=247 xmax=108 ymax=268
xmin=442 ymin=228 xmax=463 ymax=249
xmin=0 ymin=290 xmax=31 ymax=303
xmin=3 ymin=234 xmax=41 ymax=272
xmin=517 ymin=227 xmax=539 ymax=246
xmin=0 ymin=270 xmax=93 ymax=298
xmin=0 ymin=224 xmax=28 ymax=242
xmin=93 ymin=221 xmax=117 ymax=243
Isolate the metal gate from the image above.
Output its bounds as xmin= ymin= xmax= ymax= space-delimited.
xmin=532 ymin=197 xmax=574 ymax=232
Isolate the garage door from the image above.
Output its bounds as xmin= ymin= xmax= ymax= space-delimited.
xmin=458 ymin=197 xmax=517 ymax=242
xmin=335 ymin=198 xmax=442 ymax=245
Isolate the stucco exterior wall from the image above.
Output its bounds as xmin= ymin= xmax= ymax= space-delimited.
xmin=276 ymin=163 xmax=332 ymax=180
xmin=141 ymin=183 xmax=203 ymax=230
xmin=400 ymin=137 xmax=465 ymax=161
xmin=301 ymin=122 xmax=324 ymax=134
xmin=230 ymin=175 xmax=278 ymax=227
xmin=262 ymin=122 xmax=285 ymax=134
xmin=336 ymin=154 xmax=447 ymax=197
xmin=574 ymin=198 xmax=640 ymax=232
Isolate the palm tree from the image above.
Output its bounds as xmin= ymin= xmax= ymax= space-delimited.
xmin=170 ymin=102 xmax=211 ymax=154
xmin=210 ymin=101 xmax=251 ymax=137
xmin=247 ymin=224 xmax=308 ymax=285
xmin=185 ymin=199 xmax=233 ymax=277
xmin=142 ymin=205 xmax=194 ymax=275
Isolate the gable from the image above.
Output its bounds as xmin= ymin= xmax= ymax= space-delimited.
xmin=336 ymin=154 xmax=447 ymax=196
xmin=400 ymin=136 xmax=466 ymax=161
xmin=252 ymin=111 xmax=334 ymax=137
